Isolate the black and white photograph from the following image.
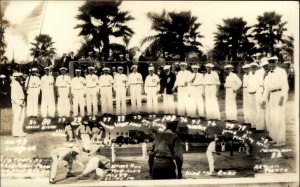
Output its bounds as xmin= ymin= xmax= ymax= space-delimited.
xmin=0 ymin=1 xmax=299 ymax=186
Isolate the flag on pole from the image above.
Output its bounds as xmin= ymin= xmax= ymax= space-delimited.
xmin=11 ymin=2 xmax=46 ymax=42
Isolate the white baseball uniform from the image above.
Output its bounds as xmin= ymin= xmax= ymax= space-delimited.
xmin=25 ymin=76 xmax=41 ymax=117
xmin=85 ymin=74 xmax=99 ymax=116
xmin=128 ymin=72 xmax=143 ymax=113
xmin=71 ymin=76 xmax=86 ymax=116
xmin=144 ymin=74 xmax=160 ymax=113
xmin=55 ymin=75 xmax=71 ymax=117
xmin=114 ymin=73 xmax=128 ymax=115
xmin=187 ymin=72 xmax=205 ymax=118
xmin=41 ymin=75 xmax=55 ymax=117
xmin=98 ymin=74 xmax=114 ymax=114
xmin=174 ymin=70 xmax=192 ymax=116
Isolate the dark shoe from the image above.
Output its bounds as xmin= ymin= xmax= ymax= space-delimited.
xmin=49 ymin=178 xmax=56 ymax=184
xmin=66 ymin=173 xmax=76 ymax=178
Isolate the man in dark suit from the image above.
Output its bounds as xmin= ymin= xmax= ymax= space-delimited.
xmin=61 ymin=53 xmax=68 ymax=68
xmin=0 ymin=75 xmax=11 ymax=108
xmin=159 ymin=65 xmax=176 ymax=114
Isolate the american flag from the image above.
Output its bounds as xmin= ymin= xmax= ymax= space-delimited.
xmin=11 ymin=2 xmax=46 ymax=42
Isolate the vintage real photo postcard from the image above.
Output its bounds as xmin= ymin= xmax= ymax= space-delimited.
xmin=0 ymin=1 xmax=299 ymax=186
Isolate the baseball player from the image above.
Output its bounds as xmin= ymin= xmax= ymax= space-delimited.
xmin=85 ymin=67 xmax=99 ymax=116
xmin=144 ymin=66 xmax=160 ymax=113
xmin=77 ymin=154 xmax=110 ymax=180
xmin=172 ymin=62 xmax=192 ymax=116
xmin=10 ymin=72 xmax=27 ymax=137
xmin=55 ymin=67 xmax=71 ymax=117
xmin=160 ymin=65 xmax=176 ymax=114
xmin=76 ymin=121 xmax=92 ymax=152
xmin=187 ymin=64 xmax=205 ymax=118
xmin=25 ymin=68 xmax=41 ymax=117
xmin=71 ymin=69 xmax=86 ymax=117
xmin=203 ymin=63 xmax=221 ymax=120
xmin=98 ymin=67 xmax=114 ymax=115
xmin=206 ymin=135 xmax=219 ymax=175
xmin=113 ymin=66 xmax=128 ymax=115
xmin=246 ymin=62 xmax=259 ymax=127
xmin=40 ymin=67 xmax=55 ymax=118
xmin=254 ymin=58 xmax=269 ymax=130
xmin=262 ymin=56 xmax=289 ymax=146
xmin=242 ymin=64 xmax=251 ymax=124
xmin=224 ymin=64 xmax=242 ymax=121
xmin=64 ymin=121 xmax=75 ymax=142
xmin=128 ymin=65 xmax=143 ymax=113
xmin=49 ymin=145 xmax=84 ymax=184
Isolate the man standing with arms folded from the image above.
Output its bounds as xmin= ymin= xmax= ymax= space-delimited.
xmin=55 ymin=67 xmax=71 ymax=117
xmin=25 ymin=68 xmax=41 ymax=117
xmin=41 ymin=67 xmax=55 ymax=118
xmin=224 ymin=64 xmax=242 ymax=122
xmin=242 ymin=64 xmax=251 ymax=124
xmin=114 ymin=66 xmax=128 ymax=115
xmin=187 ymin=64 xmax=205 ymax=118
xmin=128 ymin=65 xmax=143 ymax=114
xmin=98 ymin=68 xmax=114 ymax=115
xmin=261 ymin=56 xmax=289 ymax=146
xmin=172 ymin=62 xmax=192 ymax=116
xmin=11 ymin=72 xmax=27 ymax=137
xmin=202 ymin=63 xmax=221 ymax=120
xmin=85 ymin=66 xmax=99 ymax=116
xmin=71 ymin=69 xmax=86 ymax=117
xmin=160 ymin=65 xmax=176 ymax=114
xmin=144 ymin=66 xmax=160 ymax=114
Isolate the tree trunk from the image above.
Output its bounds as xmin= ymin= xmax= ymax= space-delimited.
xmin=102 ymin=34 xmax=110 ymax=60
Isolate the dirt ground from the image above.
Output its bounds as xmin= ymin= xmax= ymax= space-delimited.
xmin=0 ymin=91 xmax=297 ymax=183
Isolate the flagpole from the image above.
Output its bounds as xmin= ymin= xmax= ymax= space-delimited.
xmin=20 ymin=2 xmax=48 ymax=120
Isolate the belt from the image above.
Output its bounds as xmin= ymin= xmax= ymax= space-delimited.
xmin=29 ymin=87 xmax=39 ymax=88
xmin=271 ymin=89 xmax=282 ymax=93
xmin=243 ymin=87 xmax=247 ymax=88
xmin=147 ymin=86 xmax=157 ymax=87
xmin=155 ymin=156 xmax=173 ymax=160
xmin=249 ymin=92 xmax=256 ymax=94
xmin=130 ymin=83 xmax=140 ymax=85
xmin=87 ymin=86 xmax=96 ymax=88
xmin=205 ymin=84 xmax=215 ymax=86
xmin=178 ymin=85 xmax=187 ymax=87
xmin=58 ymin=86 xmax=67 ymax=88
xmin=74 ymin=88 xmax=84 ymax=90
xmin=101 ymin=85 xmax=111 ymax=87
xmin=192 ymin=85 xmax=202 ymax=87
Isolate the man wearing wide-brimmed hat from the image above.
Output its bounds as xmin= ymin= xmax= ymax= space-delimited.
xmin=55 ymin=67 xmax=71 ymax=117
xmin=25 ymin=67 xmax=41 ymax=117
xmin=10 ymin=72 xmax=27 ymax=137
xmin=261 ymin=56 xmax=289 ymax=146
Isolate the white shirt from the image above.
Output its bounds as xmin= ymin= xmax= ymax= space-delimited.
xmin=55 ymin=74 xmax=71 ymax=88
xmin=85 ymin=74 xmax=98 ymax=88
xmin=128 ymin=72 xmax=143 ymax=85
xmin=263 ymin=67 xmax=289 ymax=101
xmin=71 ymin=76 xmax=86 ymax=92
xmin=189 ymin=72 xmax=204 ymax=86
xmin=202 ymin=71 xmax=220 ymax=85
xmin=25 ymin=76 xmax=41 ymax=89
xmin=11 ymin=80 xmax=25 ymax=105
xmin=114 ymin=73 xmax=128 ymax=88
xmin=207 ymin=141 xmax=216 ymax=152
xmin=224 ymin=72 xmax=242 ymax=91
xmin=144 ymin=74 xmax=160 ymax=93
xmin=174 ymin=70 xmax=192 ymax=87
xmin=41 ymin=75 xmax=54 ymax=90
xmin=247 ymin=69 xmax=265 ymax=94
xmin=98 ymin=74 xmax=113 ymax=87
xmin=242 ymin=73 xmax=249 ymax=88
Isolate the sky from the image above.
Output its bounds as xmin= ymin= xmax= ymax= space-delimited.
xmin=3 ymin=1 xmax=299 ymax=62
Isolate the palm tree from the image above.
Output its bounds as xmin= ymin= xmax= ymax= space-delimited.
xmin=213 ymin=17 xmax=255 ymax=61
xmin=75 ymin=0 xmax=134 ymax=60
xmin=30 ymin=34 xmax=56 ymax=57
xmin=0 ymin=6 xmax=9 ymax=63
xmin=280 ymin=35 xmax=294 ymax=62
xmin=141 ymin=10 xmax=203 ymax=61
xmin=253 ymin=11 xmax=287 ymax=56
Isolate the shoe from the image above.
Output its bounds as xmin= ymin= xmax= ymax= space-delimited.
xmin=49 ymin=178 xmax=56 ymax=184
xmin=66 ymin=173 xmax=76 ymax=178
